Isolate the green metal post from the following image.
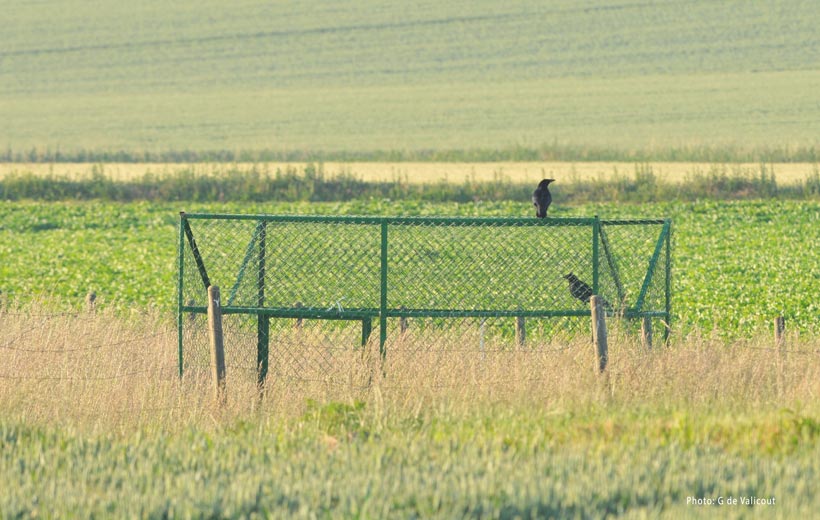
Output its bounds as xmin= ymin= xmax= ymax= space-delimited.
xmin=379 ymin=220 xmax=388 ymax=359
xmin=257 ymin=317 xmax=269 ymax=387
xmin=256 ymin=221 xmax=269 ymax=388
xmin=361 ymin=319 xmax=373 ymax=347
xmin=177 ymin=212 xmax=186 ymax=378
xmin=664 ymin=219 xmax=672 ymax=342
xmin=592 ymin=216 xmax=600 ymax=294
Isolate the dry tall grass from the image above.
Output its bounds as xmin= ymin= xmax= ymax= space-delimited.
xmin=2 ymin=304 xmax=818 ymax=434
xmin=1 ymin=161 xmax=816 ymax=184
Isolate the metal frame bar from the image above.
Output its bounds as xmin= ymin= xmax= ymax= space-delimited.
xmin=592 ymin=216 xmax=600 ymax=294
xmin=634 ymin=220 xmax=672 ymax=313
xmin=599 ymin=224 xmax=625 ymax=304
xmin=183 ymin=212 xmax=665 ymax=226
xmin=183 ymin=213 xmax=599 ymax=226
xmin=179 ymin=305 xmax=668 ymax=319
xmin=227 ymin=221 xmax=265 ymax=306
xmin=665 ymin=218 xmax=673 ymax=341
xmin=379 ymin=220 xmax=388 ymax=359
xmin=182 ymin=216 xmax=211 ymax=291
xmin=361 ymin=319 xmax=373 ymax=347
xmin=177 ymin=213 xmax=185 ymax=378
xmin=256 ymin=221 xmax=269 ymax=387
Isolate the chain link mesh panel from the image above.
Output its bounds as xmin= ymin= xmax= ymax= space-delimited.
xmin=178 ymin=214 xmax=671 ymax=383
xmin=388 ymin=220 xmax=594 ymax=311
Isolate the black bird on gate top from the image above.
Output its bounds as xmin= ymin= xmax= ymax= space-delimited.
xmin=564 ymin=272 xmax=612 ymax=309
xmin=532 ymin=179 xmax=555 ymax=218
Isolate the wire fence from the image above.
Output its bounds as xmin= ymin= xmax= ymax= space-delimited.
xmin=178 ymin=213 xmax=673 ymax=381
xmin=2 ymin=308 xmax=819 ymax=423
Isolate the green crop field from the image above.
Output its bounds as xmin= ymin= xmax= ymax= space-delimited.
xmin=2 ymin=0 xmax=820 ymax=159
xmin=2 ymin=199 xmax=818 ymax=336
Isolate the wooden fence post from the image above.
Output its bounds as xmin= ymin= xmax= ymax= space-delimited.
xmin=85 ymin=291 xmax=96 ymax=313
xmin=774 ymin=316 xmax=786 ymax=398
xmin=774 ymin=316 xmax=785 ymax=348
xmin=479 ymin=318 xmax=486 ymax=358
xmin=515 ymin=315 xmax=526 ymax=347
xmin=591 ymin=296 xmax=608 ymax=373
xmin=295 ymin=301 xmax=303 ymax=331
xmin=399 ymin=306 xmax=408 ymax=338
xmin=207 ymin=286 xmax=226 ymax=404
xmin=186 ymin=299 xmax=197 ymax=323
xmin=641 ymin=316 xmax=653 ymax=350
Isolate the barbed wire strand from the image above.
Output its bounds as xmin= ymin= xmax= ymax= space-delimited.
xmin=1 ymin=311 xmax=101 ymax=321
xmin=0 ymin=330 xmax=173 ymax=353
xmin=0 ymin=364 xmax=178 ymax=381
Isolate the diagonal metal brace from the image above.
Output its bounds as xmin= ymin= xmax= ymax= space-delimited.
xmin=599 ymin=224 xmax=625 ymax=306
xmin=227 ymin=221 xmax=266 ymax=306
xmin=182 ymin=217 xmax=211 ymax=292
xmin=634 ymin=220 xmax=671 ymax=313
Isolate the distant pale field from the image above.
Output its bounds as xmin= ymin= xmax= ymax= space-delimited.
xmin=2 ymin=1 xmax=819 ymax=155
xmin=1 ymin=161 xmax=816 ymax=184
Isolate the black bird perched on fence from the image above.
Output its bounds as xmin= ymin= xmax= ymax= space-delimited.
xmin=564 ymin=272 xmax=611 ymax=309
xmin=532 ymin=179 xmax=554 ymax=218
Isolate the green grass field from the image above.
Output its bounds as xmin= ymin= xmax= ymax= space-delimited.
xmin=3 ymin=405 xmax=818 ymax=517
xmin=3 ymin=0 xmax=820 ymax=159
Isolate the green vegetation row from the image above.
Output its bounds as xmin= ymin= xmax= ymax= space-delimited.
xmin=2 ymin=199 xmax=818 ymax=336
xmin=3 ymin=163 xmax=820 ymax=203
xmin=5 ymin=142 xmax=820 ymax=164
